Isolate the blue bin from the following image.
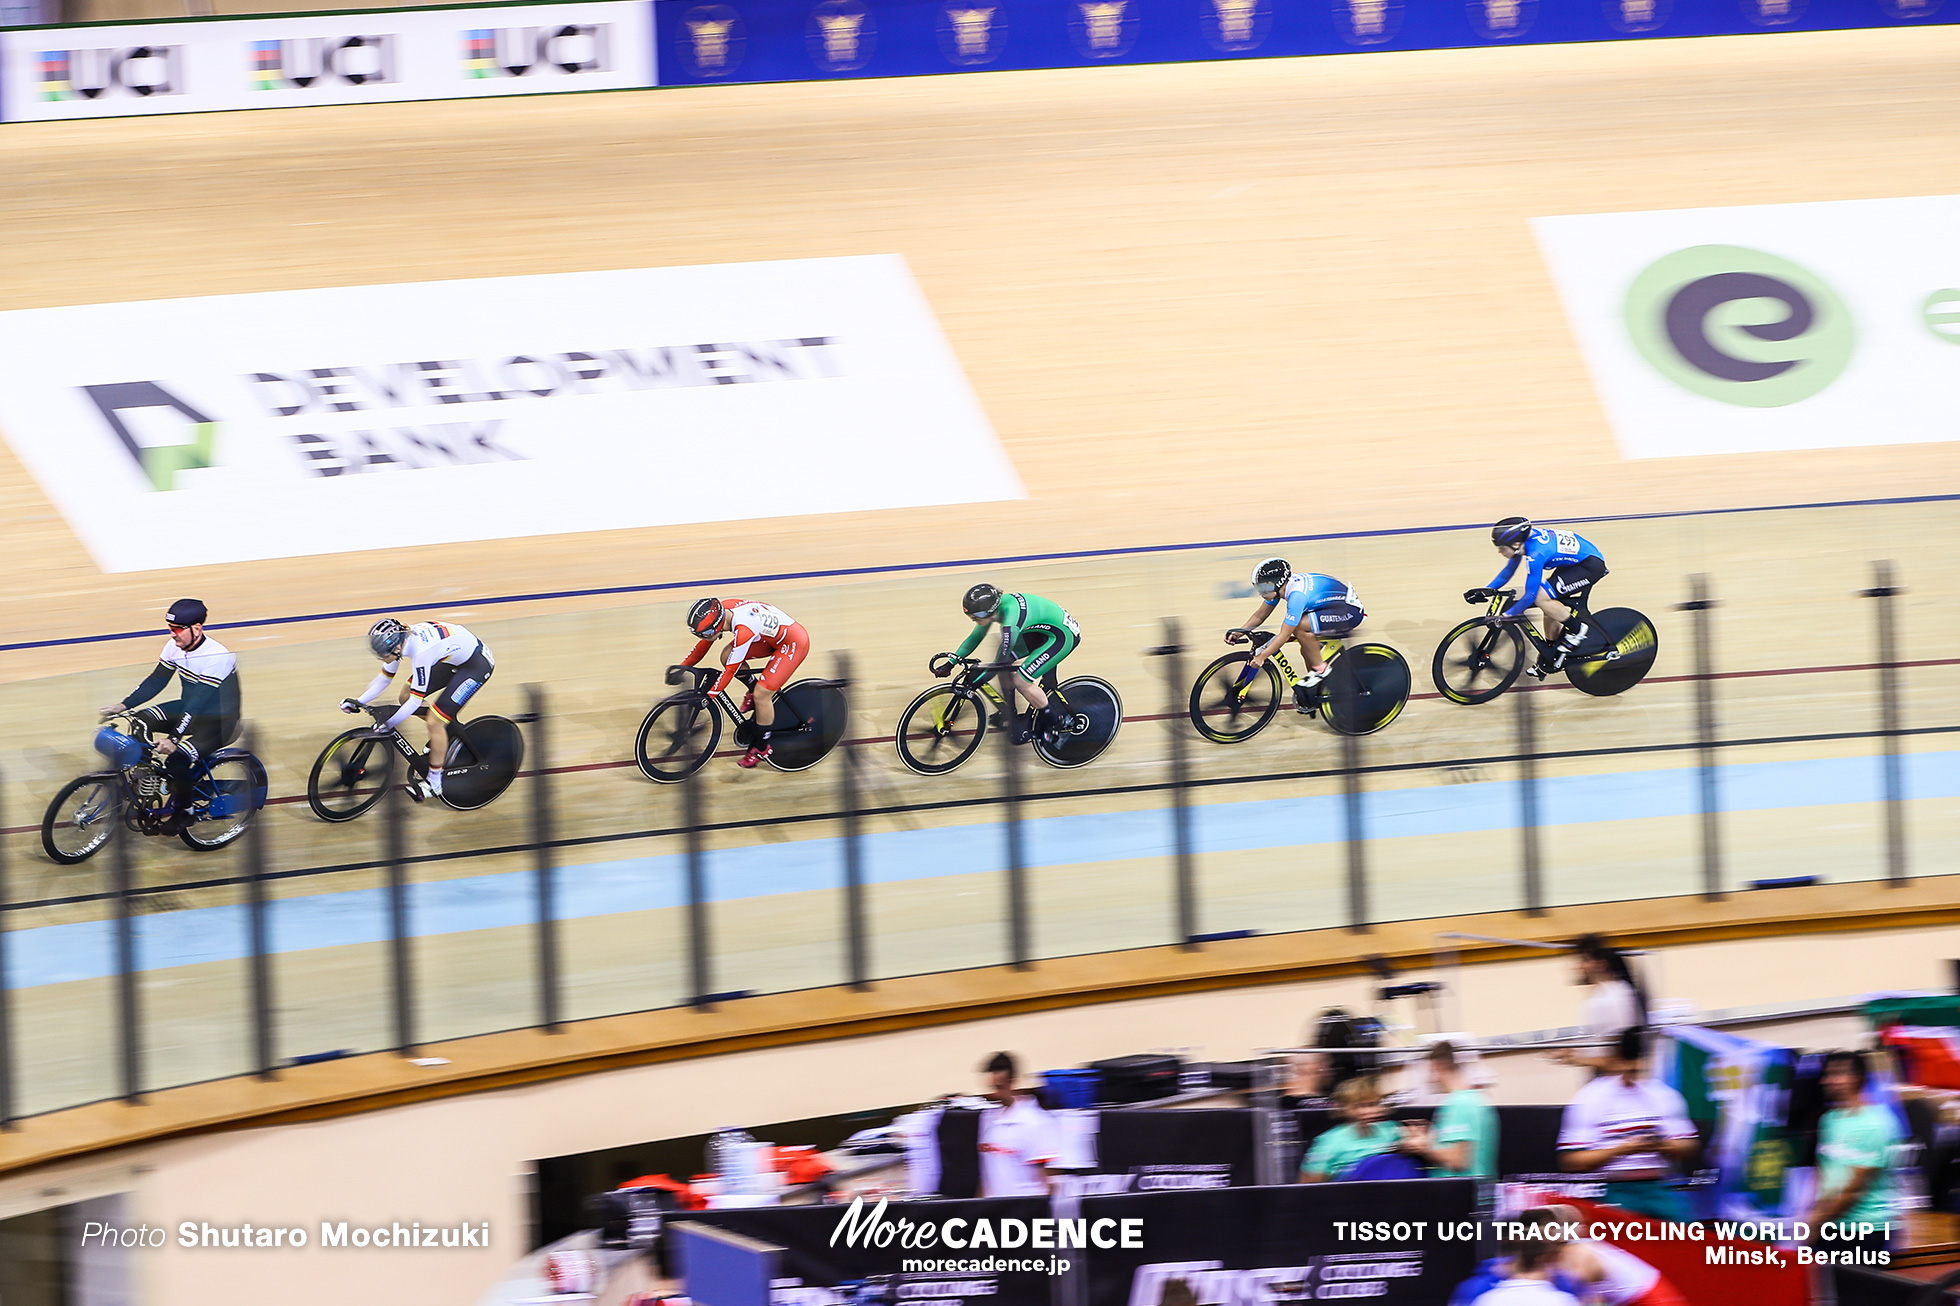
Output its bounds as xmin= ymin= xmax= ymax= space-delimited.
xmin=1042 ymin=1068 xmax=1100 ymax=1110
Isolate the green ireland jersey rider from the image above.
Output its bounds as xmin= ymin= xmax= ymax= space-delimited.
xmin=942 ymin=584 xmax=1081 ymax=745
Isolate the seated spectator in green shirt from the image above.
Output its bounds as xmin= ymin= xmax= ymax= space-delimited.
xmin=1406 ymin=1041 xmax=1499 ymax=1180
xmin=1302 ymin=1075 xmax=1408 ymax=1182
xmin=1806 ymin=1050 xmax=1901 ymax=1253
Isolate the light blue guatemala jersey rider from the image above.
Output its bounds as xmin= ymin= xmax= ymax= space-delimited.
xmin=1487 ymin=524 xmax=1606 ymax=619
xmin=1280 ymin=572 xmax=1364 ymax=635
xmin=1238 ymin=557 xmax=1367 ymax=686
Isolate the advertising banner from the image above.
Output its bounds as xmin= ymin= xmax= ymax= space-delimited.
xmin=1533 ymin=193 xmax=1960 ymax=459
xmin=673 ymin=1196 xmax=1059 ymax=1306
xmin=1080 ymin=1181 xmax=1478 ymax=1306
xmin=0 ymin=255 xmax=1020 ymax=572
xmin=1079 ymin=1110 xmax=1259 ymax=1194
xmin=0 ymin=1 xmax=654 ymax=122
xmin=654 ymin=0 xmax=1955 ymax=87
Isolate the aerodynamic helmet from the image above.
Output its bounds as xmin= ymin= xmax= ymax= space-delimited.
xmin=687 ymin=597 xmax=726 ymax=638
xmin=1252 ymin=557 xmax=1292 ymax=600
xmin=368 ymin=618 xmax=408 ymax=659
xmin=1491 ymin=517 xmax=1533 ymax=548
xmin=963 ymin=583 xmax=1002 ymax=619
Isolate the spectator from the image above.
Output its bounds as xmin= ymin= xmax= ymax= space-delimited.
xmin=1284 ymin=1051 xmax=1334 ymax=1108
xmin=1301 ymin=1075 xmax=1406 ymax=1182
xmin=1555 ymin=935 xmax=1647 ymax=1074
xmin=1806 ymin=1050 xmax=1901 ymax=1255
xmin=1467 ymin=1210 xmax=1581 ymax=1305
xmin=1557 ymin=1027 xmax=1699 ymax=1222
xmin=1404 ymin=1041 xmax=1498 ymax=1180
xmin=975 ymin=1052 xmax=1060 ymax=1197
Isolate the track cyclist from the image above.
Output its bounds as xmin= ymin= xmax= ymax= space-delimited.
xmin=939 ymin=585 xmax=1081 ymax=746
xmin=99 ymin=598 xmax=241 ymax=831
xmin=1231 ymin=558 xmax=1365 ymax=708
xmin=1477 ymin=517 xmax=1608 ymax=676
xmin=342 ymin=618 xmax=496 ymax=800
xmin=681 ymin=597 xmax=810 ymax=769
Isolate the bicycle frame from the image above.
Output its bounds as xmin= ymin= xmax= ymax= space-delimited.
xmin=1477 ymin=590 xmax=1610 ymax=664
xmin=1241 ymin=630 xmax=1347 ymax=694
xmin=931 ymin=657 xmax=1070 ymax=730
xmin=673 ymin=665 xmax=807 ymax=735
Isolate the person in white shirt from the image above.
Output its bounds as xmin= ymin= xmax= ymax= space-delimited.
xmin=343 ymin=617 xmax=496 ymax=799
xmin=976 ymin=1052 xmax=1060 ymax=1197
xmin=1555 ymin=935 xmax=1646 ymax=1075
xmin=1558 ymin=1028 xmax=1699 ymax=1222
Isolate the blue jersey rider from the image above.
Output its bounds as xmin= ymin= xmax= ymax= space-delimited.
xmin=1476 ymin=517 xmax=1608 ymax=675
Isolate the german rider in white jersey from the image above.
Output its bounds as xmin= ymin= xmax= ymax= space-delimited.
xmin=341 ymin=618 xmax=496 ymax=799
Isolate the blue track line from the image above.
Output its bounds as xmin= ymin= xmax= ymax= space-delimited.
xmin=5 ymin=749 xmax=1948 ymax=990
xmin=4 ymin=492 xmax=1955 ymax=654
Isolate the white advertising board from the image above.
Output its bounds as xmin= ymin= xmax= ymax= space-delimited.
xmin=1533 ymin=194 xmax=1960 ymax=460
xmin=0 ymin=1 xmax=653 ymax=122
xmin=0 ymin=256 xmax=1023 ymax=572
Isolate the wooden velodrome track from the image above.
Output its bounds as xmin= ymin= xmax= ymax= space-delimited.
xmin=1 ymin=26 xmax=1960 ymax=1115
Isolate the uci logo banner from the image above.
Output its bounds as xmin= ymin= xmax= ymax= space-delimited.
xmin=1533 ymin=194 xmax=1960 ymax=459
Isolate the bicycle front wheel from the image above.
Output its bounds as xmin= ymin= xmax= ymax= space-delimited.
xmin=180 ymin=754 xmax=265 ymax=851
xmin=1320 ymin=644 xmax=1412 ymax=736
xmin=1431 ymin=619 xmax=1526 ymax=705
xmin=1188 ymin=652 xmax=1282 ymax=744
xmin=43 ymin=773 xmax=121 ymax=865
xmin=308 ymin=729 xmax=398 ymax=822
xmin=636 ymin=695 xmax=720 ymax=783
xmin=896 ymin=685 xmax=988 ymax=776
xmin=443 ymin=716 xmax=525 ymax=810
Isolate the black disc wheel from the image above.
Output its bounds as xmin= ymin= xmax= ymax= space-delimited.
xmin=42 ymin=772 xmax=121 ymax=865
xmin=441 ymin=716 xmax=525 ymax=810
xmin=636 ymin=695 xmax=721 ymax=783
xmin=1188 ymin=652 xmax=1282 ymax=744
xmin=767 ymin=680 xmax=849 ymax=773
xmin=1035 ymin=676 xmax=1123 ymax=769
xmin=1431 ymin=619 xmax=1527 ymax=705
xmin=895 ymin=685 xmax=989 ymax=776
xmin=1565 ymin=608 xmax=1660 ymax=698
xmin=308 ymin=728 xmax=399 ymax=822
xmin=1319 ymin=643 xmax=1412 ymax=736
xmin=179 ymin=754 xmax=264 ymax=851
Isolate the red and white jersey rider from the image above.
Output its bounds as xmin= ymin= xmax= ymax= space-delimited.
xmin=682 ymin=599 xmax=810 ymax=697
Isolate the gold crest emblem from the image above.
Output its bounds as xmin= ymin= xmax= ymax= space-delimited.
xmin=1339 ymin=0 xmax=1396 ymax=41
xmin=938 ymin=1 xmax=1003 ymax=63
xmin=806 ymin=0 xmax=875 ymax=71
xmin=1602 ymin=0 xmax=1667 ymax=32
xmin=1878 ymin=0 xmax=1938 ymax=15
xmin=682 ymin=5 xmax=744 ymax=76
xmin=1470 ymin=0 xmax=1531 ymax=36
xmin=1067 ymin=0 xmax=1136 ymax=56
xmin=1203 ymin=0 xmax=1269 ymax=51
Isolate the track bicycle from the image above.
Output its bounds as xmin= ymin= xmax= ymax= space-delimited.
xmin=635 ymin=665 xmax=848 ymax=783
xmin=894 ymin=654 xmax=1123 ymax=775
xmin=1187 ymin=630 xmax=1411 ymax=744
xmin=42 ymin=711 xmax=268 ymax=864
xmin=307 ymin=702 xmax=526 ymax=821
xmin=1431 ymin=588 xmax=1659 ymax=705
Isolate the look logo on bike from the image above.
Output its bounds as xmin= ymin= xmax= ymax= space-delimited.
xmin=1478 ymin=518 xmax=1609 ymax=676
xmin=1234 ymin=558 xmax=1365 ymax=710
xmin=342 ymin=618 xmax=496 ymax=800
xmin=940 ymin=584 xmax=1081 ymax=746
xmin=682 ymin=597 xmax=810 ymax=768
xmin=98 ymin=598 xmax=241 ymax=833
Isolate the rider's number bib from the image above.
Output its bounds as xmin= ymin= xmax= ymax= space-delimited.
xmin=1553 ymin=530 xmax=1579 ymax=554
xmin=756 ymin=611 xmax=783 ymax=637
xmin=1064 ymin=613 xmax=1081 ymax=638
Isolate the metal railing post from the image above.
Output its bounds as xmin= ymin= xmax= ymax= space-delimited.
xmin=836 ymin=654 xmax=870 ymax=990
xmin=243 ymin=725 xmax=276 ymax=1079
xmin=998 ymin=638 xmax=1031 ymax=969
xmin=0 ymin=761 xmax=15 ymax=1127
xmin=1516 ymin=683 xmax=1543 ymax=916
xmin=527 ymin=685 xmax=562 ymax=1031
xmin=1676 ymin=578 xmax=1724 ymax=902
xmin=1147 ymin=621 xmax=1198 ymax=948
xmin=1339 ymin=670 xmax=1369 ymax=933
xmin=1861 ymin=562 xmax=1908 ymax=886
xmin=112 ymin=814 xmax=142 ymax=1102
xmin=384 ymin=775 xmax=415 ymax=1055
xmin=684 ymin=765 xmax=714 ymax=1006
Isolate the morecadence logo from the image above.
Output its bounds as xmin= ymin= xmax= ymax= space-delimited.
xmin=1623 ymin=244 xmax=1853 ymax=407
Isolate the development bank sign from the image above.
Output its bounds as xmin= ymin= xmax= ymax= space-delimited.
xmin=0 ymin=256 xmax=1021 ymax=572
xmin=1533 ymin=194 xmax=1960 ymax=460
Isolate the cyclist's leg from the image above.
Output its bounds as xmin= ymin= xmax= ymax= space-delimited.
xmin=1018 ymin=627 xmax=1079 ymax=733
xmin=1305 ymin=604 xmax=1364 ymax=671
xmin=753 ymin=624 xmax=810 ymax=733
xmin=420 ymin=663 xmax=465 ymax=792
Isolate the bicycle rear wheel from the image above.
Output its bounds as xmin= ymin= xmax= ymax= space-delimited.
xmin=42 ymin=772 xmax=121 ymax=865
xmin=1188 ymin=652 xmax=1282 ymax=744
xmin=1036 ymin=676 xmax=1123 ymax=769
xmin=1565 ymin=607 xmax=1659 ymax=698
xmin=308 ymin=728 xmax=398 ymax=822
xmin=180 ymin=753 xmax=266 ymax=850
xmin=1431 ymin=619 xmax=1526 ymax=705
xmin=1319 ymin=644 xmax=1412 ymax=736
xmin=767 ymin=680 xmax=849 ymax=772
xmin=896 ymin=684 xmax=989 ymax=776
xmin=442 ymin=716 xmax=525 ymax=810
xmin=636 ymin=694 xmax=721 ymax=783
